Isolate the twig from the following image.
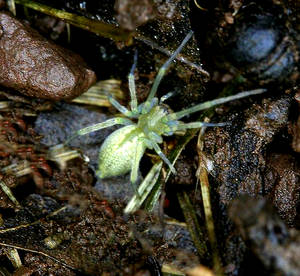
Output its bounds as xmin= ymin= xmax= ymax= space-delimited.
xmin=196 ymin=127 xmax=223 ymax=275
xmin=0 ymin=206 xmax=67 ymax=233
xmin=7 ymin=0 xmax=16 ymax=15
xmin=15 ymin=0 xmax=133 ymax=42
xmin=177 ymin=191 xmax=208 ymax=260
xmin=0 ymin=180 xmax=21 ymax=208
xmin=136 ymin=35 xmax=210 ymax=77
xmin=0 ymin=242 xmax=76 ymax=271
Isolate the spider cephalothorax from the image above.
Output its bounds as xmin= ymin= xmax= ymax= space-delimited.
xmin=67 ymin=31 xmax=265 ymax=189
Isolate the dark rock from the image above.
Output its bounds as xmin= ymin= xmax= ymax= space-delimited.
xmin=204 ymin=96 xmax=292 ymax=205
xmin=229 ymin=196 xmax=300 ymax=276
xmin=292 ymin=93 xmax=300 ymax=153
xmin=292 ymin=115 xmax=300 ymax=153
xmin=0 ymin=12 xmax=96 ymax=100
xmin=34 ymin=103 xmax=135 ymax=201
xmin=264 ymin=153 xmax=300 ymax=226
xmin=191 ymin=2 xmax=299 ymax=85
xmin=34 ymin=102 xmax=111 ymax=170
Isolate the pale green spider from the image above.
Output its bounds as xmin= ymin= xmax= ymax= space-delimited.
xmin=67 ymin=31 xmax=265 ymax=189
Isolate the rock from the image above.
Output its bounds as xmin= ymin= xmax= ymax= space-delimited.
xmin=34 ymin=102 xmax=111 ymax=170
xmin=0 ymin=12 xmax=96 ymax=100
xmin=229 ymin=196 xmax=300 ymax=276
xmin=115 ymin=0 xmax=155 ymax=31
xmin=264 ymin=153 xmax=300 ymax=226
xmin=34 ymin=102 xmax=135 ymax=202
xmin=203 ymin=96 xmax=292 ymax=205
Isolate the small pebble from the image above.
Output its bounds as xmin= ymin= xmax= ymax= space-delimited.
xmin=0 ymin=12 xmax=96 ymax=100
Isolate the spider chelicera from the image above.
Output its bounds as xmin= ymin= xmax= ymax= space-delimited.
xmin=67 ymin=31 xmax=265 ymax=191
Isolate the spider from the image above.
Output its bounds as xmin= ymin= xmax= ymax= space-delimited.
xmin=67 ymin=31 xmax=265 ymax=190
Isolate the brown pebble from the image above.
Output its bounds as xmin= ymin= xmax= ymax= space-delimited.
xmin=115 ymin=0 xmax=155 ymax=31
xmin=0 ymin=12 xmax=96 ymax=100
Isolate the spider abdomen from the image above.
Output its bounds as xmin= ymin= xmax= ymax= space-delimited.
xmin=97 ymin=125 xmax=147 ymax=179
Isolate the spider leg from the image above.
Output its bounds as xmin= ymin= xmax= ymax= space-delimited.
xmin=107 ymin=94 xmax=136 ymax=118
xmin=128 ymin=50 xmax=138 ymax=113
xmin=130 ymin=138 xmax=146 ymax=196
xmin=148 ymin=140 xmax=176 ymax=174
xmin=65 ymin=117 xmax=133 ymax=144
xmin=143 ymin=31 xmax=194 ymax=112
xmin=160 ymin=91 xmax=176 ymax=104
xmin=175 ymin=121 xmax=229 ymax=131
xmin=171 ymin=88 xmax=266 ymax=120
xmin=125 ymin=161 xmax=163 ymax=214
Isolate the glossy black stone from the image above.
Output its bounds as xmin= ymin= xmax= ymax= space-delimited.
xmin=191 ymin=1 xmax=298 ymax=84
xmin=226 ymin=8 xmax=297 ymax=83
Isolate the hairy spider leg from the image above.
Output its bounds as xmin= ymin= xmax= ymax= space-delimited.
xmin=175 ymin=121 xmax=230 ymax=131
xmin=142 ymin=31 xmax=194 ymax=113
xmin=160 ymin=91 xmax=176 ymax=103
xmin=128 ymin=50 xmax=138 ymax=113
xmin=103 ymin=53 xmax=138 ymax=118
xmin=144 ymin=139 xmax=176 ymax=174
xmin=107 ymin=94 xmax=136 ymax=118
xmin=171 ymin=88 xmax=266 ymax=120
xmin=65 ymin=117 xmax=133 ymax=144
